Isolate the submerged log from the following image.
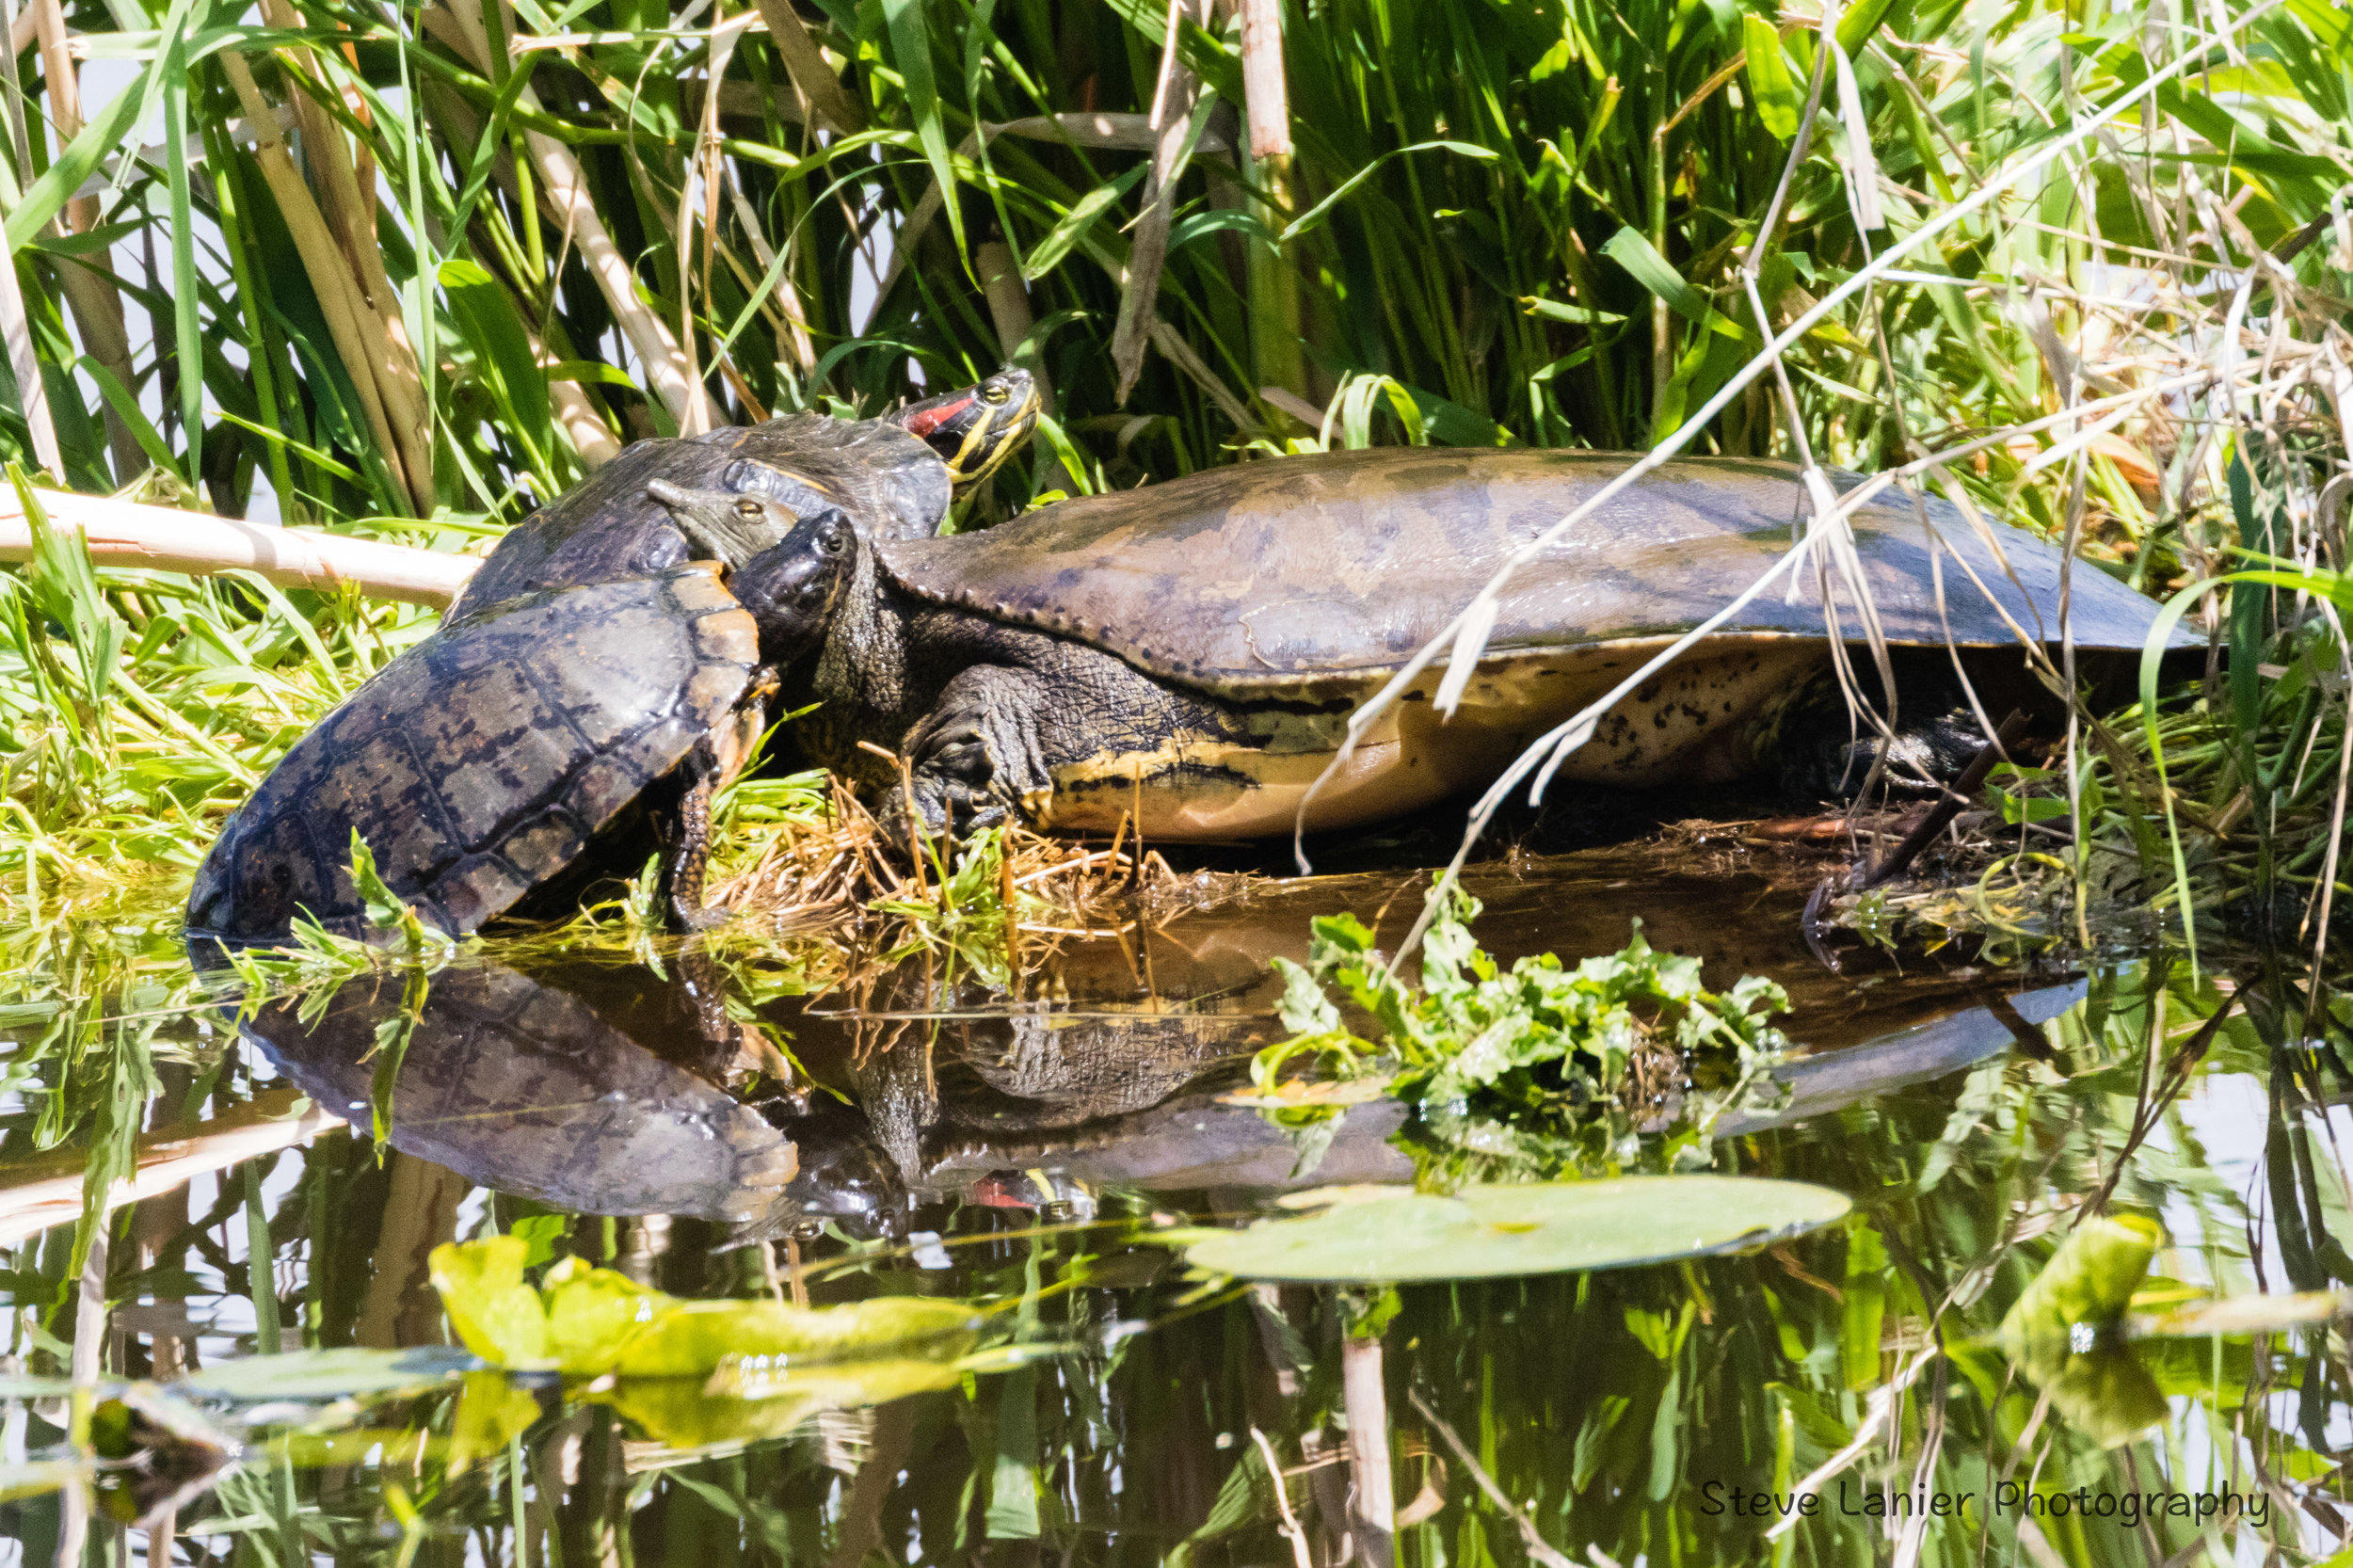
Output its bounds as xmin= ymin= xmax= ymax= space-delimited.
xmin=0 ymin=488 xmax=480 ymax=606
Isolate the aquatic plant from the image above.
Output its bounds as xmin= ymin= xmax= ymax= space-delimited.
xmin=1249 ymin=888 xmax=1793 ymax=1175
xmin=430 ymin=1234 xmax=982 ymax=1375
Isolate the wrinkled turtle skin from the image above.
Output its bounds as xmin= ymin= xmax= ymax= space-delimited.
xmin=772 ymin=450 xmax=2194 ymax=840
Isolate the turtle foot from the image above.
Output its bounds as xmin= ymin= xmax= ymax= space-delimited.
xmin=668 ymin=898 xmax=736 ymax=933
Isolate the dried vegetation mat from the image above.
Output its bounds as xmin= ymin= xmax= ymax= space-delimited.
xmin=699 ymin=769 xmax=1257 ymax=960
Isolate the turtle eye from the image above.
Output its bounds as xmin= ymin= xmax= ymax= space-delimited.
xmin=982 ymin=382 xmax=1010 ymax=405
xmin=734 ymin=498 xmax=762 ymax=519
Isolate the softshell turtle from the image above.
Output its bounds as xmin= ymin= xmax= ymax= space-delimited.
xmin=667 ymin=449 xmax=2186 ymax=841
xmin=449 ymin=367 xmax=1039 ymax=616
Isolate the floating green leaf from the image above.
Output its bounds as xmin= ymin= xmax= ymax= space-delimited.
xmin=1173 ymin=1177 xmax=1850 ymax=1284
xmin=430 ymin=1236 xmax=553 ymax=1368
xmin=177 ymin=1347 xmax=479 ymax=1403
xmin=1998 ymin=1213 xmax=2164 ymax=1354
xmin=429 ymin=1238 xmax=982 ymax=1378
xmin=603 ymin=1357 xmax=968 ymax=1450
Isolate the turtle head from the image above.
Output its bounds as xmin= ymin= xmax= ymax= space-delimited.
xmin=886 ymin=365 xmax=1040 ymax=491
xmin=647 ymin=477 xmax=802 ymax=565
xmin=723 ymin=504 xmax=859 ymax=666
xmin=648 ymin=480 xmax=858 ymax=664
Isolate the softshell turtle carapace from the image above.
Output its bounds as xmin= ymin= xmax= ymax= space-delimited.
xmin=660 ymin=447 xmax=2186 ymax=842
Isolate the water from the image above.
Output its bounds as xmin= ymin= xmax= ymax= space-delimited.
xmin=0 ymin=841 xmax=2344 ymax=1567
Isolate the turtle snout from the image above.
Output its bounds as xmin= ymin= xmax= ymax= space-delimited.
xmin=728 ymin=548 xmax=847 ymax=665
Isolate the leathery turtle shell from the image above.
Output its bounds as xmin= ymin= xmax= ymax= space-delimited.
xmin=186 ymin=564 xmax=761 ymax=941
xmin=873 ymin=450 xmax=2191 ymax=696
xmin=449 ymin=415 xmax=949 ymax=617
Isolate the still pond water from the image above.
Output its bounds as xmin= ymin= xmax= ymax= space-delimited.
xmin=0 ymin=840 xmax=2345 ymax=1568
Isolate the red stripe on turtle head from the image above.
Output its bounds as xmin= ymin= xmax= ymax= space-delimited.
xmin=900 ymin=392 xmax=977 ymax=439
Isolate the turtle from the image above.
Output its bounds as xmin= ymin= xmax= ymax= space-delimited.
xmin=184 ymin=509 xmax=856 ymax=944
xmin=447 ymin=366 xmax=1040 ymax=616
xmin=185 ymin=371 xmax=1038 ymax=944
xmin=643 ymin=448 xmax=2193 ymax=844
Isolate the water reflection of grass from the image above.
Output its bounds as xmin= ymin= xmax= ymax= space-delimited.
xmin=2 ymin=941 xmax=2348 ymax=1565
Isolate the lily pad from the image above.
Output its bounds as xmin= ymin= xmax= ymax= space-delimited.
xmin=1175 ymin=1176 xmax=1850 ymax=1284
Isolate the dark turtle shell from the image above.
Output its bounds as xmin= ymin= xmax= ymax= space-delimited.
xmin=712 ymin=413 xmax=952 ymax=541
xmin=872 ymin=450 xmax=2189 ymax=695
xmin=242 ymin=960 xmax=795 ymax=1220
xmin=450 ymin=417 xmax=950 ymax=618
xmin=186 ymin=564 xmax=760 ymax=941
xmin=449 ymin=439 xmax=742 ymax=617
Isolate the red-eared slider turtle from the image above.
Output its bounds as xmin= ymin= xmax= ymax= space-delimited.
xmin=185 ymin=515 xmax=850 ymax=942
xmin=449 ymin=367 xmax=1039 ymax=616
xmin=676 ymin=449 xmax=2188 ymax=841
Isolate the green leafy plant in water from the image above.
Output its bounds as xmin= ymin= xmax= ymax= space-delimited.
xmin=220 ymin=833 xmax=460 ymax=1005
xmin=1255 ymin=884 xmax=1790 ymax=1169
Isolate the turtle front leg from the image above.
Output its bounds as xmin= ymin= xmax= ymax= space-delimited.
xmin=885 ymin=664 xmax=1054 ymax=846
xmin=657 ymin=755 xmax=729 ymax=931
xmin=659 ymin=672 xmax=780 ymax=930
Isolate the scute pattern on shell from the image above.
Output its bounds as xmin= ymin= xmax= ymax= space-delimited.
xmin=707 ymin=411 xmax=952 ymax=541
xmin=186 ymin=565 xmax=760 ymax=940
xmin=245 ymin=962 xmax=796 ymax=1219
xmin=872 ymin=450 xmax=2192 ymax=696
xmin=447 ymin=440 xmax=741 ymax=617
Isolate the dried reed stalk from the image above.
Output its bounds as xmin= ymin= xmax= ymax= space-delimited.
xmin=0 ymin=487 xmax=480 ymax=603
xmin=433 ymin=0 xmax=723 ymax=437
xmin=0 ymin=1088 xmax=344 ymax=1248
xmin=744 ymin=0 xmax=865 ymax=135
xmin=31 ymin=0 xmax=140 ymax=484
xmin=259 ymin=0 xmax=436 ymax=509
xmin=1111 ymin=0 xmax=1209 ymax=404
xmin=220 ymin=51 xmax=418 ymax=506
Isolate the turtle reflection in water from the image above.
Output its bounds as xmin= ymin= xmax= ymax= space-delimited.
xmin=240 ymin=959 xmax=903 ymax=1239
xmin=237 ymin=940 xmax=2095 ymax=1253
xmin=185 ymin=372 xmax=1040 ymax=943
xmin=691 ymin=451 xmax=2187 ymax=843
